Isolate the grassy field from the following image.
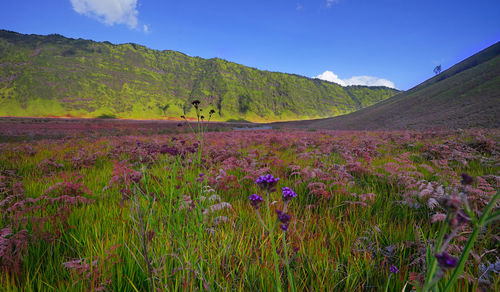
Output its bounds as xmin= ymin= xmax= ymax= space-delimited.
xmin=0 ymin=121 xmax=499 ymax=291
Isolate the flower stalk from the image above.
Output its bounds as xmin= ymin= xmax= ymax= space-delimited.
xmin=249 ymin=175 xmax=298 ymax=292
xmin=422 ymin=173 xmax=499 ymax=292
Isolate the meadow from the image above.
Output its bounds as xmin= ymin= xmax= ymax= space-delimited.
xmin=0 ymin=120 xmax=499 ymax=291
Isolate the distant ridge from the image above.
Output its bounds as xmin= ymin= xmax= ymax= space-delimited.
xmin=280 ymin=41 xmax=500 ymax=129
xmin=0 ymin=30 xmax=398 ymax=122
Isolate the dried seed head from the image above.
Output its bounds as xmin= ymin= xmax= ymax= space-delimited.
xmin=441 ymin=194 xmax=462 ymax=212
xmin=191 ymin=100 xmax=201 ymax=109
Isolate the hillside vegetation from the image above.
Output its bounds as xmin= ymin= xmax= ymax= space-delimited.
xmin=0 ymin=30 xmax=398 ymax=122
xmin=280 ymin=41 xmax=500 ymax=129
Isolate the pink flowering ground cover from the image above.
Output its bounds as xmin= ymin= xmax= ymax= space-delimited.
xmin=0 ymin=127 xmax=499 ymax=290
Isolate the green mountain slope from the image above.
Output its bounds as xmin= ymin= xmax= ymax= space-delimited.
xmin=0 ymin=30 xmax=398 ymax=122
xmin=281 ymin=41 xmax=500 ymax=129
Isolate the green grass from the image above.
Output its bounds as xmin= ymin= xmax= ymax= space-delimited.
xmin=0 ymin=128 xmax=499 ymax=291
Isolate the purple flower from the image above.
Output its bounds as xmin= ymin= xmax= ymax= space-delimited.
xmin=160 ymin=145 xmax=179 ymax=156
xmin=282 ymin=187 xmax=297 ymax=201
xmin=255 ymin=174 xmax=279 ymax=192
xmin=390 ymin=265 xmax=399 ymax=274
xmin=435 ymin=252 xmax=458 ymax=269
xmin=275 ymin=209 xmax=291 ymax=224
xmin=280 ymin=223 xmax=289 ymax=232
xmin=249 ymin=194 xmax=263 ymax=209
xmin=461 ymin=173 xmax=474 ymax=185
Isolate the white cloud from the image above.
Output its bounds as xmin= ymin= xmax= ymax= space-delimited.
xmin=143 ymin=24 xmax=150 ymax=33
xmin=70 ymin=0 xmax=140 ymax=29
xmin=314 ymin=70 xmax=396 ymax=88
xmin=315 ymin=71 xmax=346 ymax=86
xmin=296 ymin=3 xmax=303 ymax=11
xmin=326 ymin=0 xmax=340 ymax=8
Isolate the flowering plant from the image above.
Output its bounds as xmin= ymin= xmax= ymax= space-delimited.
xmin=248 ymin=174 xmax=298 ymax=292
xmin=422 ymin=174 xmax=500 ymax=291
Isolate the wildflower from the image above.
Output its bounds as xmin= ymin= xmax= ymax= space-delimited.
xmin=435 ymin=252 xmax=458 ymax=269
xmin=390 ymin=265 xmax=399 ymax=274
xmin=461 ymin=173 xmax=474 ymax=185
xmin=282 ymin=187 xmax=297 ymax=202
xmin=160 ymin=145 xmax=179 ymax=156
xmin=280 ymin=223 xmax=289 ymax=231
xmin=275 ymin=210 xmax=291 ymax=224
xmin=249 ymin=194 xmax=263 ymax=209
xmin=180 ymin=115 xmax=185 ymax=119
xmin=256 ymin=174 xmax=279 ymax=192
xmin=209 ymin=109 xmax=216 ymax=115
xmin=200 ymin=115 xmax=205 ymax=120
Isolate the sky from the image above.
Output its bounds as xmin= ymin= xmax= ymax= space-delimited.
xmin=1 ymin=0 xmax=499 ymax=90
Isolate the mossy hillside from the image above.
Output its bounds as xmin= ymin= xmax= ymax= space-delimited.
xmin=0 ymin=30 xmax=399 ymax=121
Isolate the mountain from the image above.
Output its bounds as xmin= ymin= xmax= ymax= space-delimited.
xmin=0 ymin=30 xmax=398 ymax=122
xmin=278 ymin=41 xmax=500 ymax=129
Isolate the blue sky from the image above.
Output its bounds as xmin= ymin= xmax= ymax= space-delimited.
xmin=1 ymin=0 xmax=499 ymax=90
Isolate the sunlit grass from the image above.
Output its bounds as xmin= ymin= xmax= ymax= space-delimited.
xmin=0 ymin=129 xmax=498 ymax=291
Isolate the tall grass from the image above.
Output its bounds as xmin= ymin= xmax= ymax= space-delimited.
xmin=0 ymin=128 xmax=498 ymax=291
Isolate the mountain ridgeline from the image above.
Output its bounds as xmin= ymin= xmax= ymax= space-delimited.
xmin=0 ymin=30 xmax=398 ymax=122
xmin=277 ymin=41 xmax=500 ymax=129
